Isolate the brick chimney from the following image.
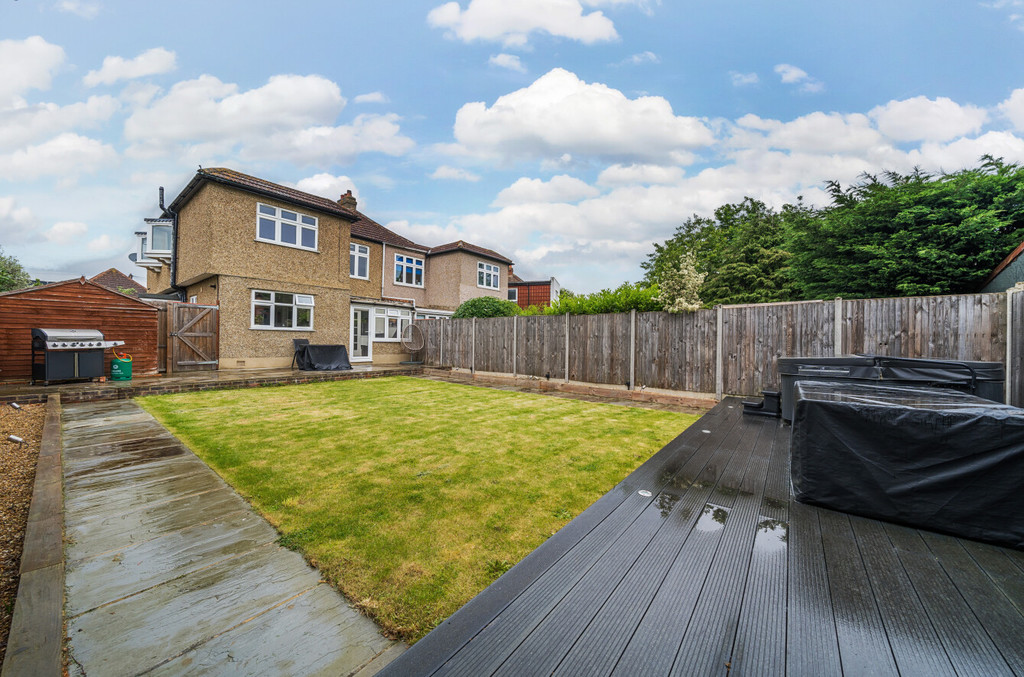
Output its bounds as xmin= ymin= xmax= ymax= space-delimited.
xmin=338 ymin=190 xmax=357 ymax=210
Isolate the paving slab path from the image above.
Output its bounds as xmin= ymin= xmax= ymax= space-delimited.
xmin=62 ymin=399 xmax=404 ymax=676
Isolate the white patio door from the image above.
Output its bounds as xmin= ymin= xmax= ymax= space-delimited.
xmin=351 ymin=306 xmax=371 ymax=361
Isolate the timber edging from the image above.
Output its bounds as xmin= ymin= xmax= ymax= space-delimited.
xmin=2 ymin=395 xmax=63 ymax=677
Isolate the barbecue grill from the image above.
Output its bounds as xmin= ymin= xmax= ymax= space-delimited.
xmin=31 ymin=328 xmax=125 ymax=384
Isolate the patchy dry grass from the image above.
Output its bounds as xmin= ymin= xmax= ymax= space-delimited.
xmin=138 ymin=377 xmax=698 ymax=642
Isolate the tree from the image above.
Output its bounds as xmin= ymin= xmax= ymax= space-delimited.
xmin=786 ymin=157 xmax=1024 ymax=299
xmin=656 ymin=252 xmax=704 ymax=312
xmin=0 ymin=247 xmax=31 ymax=292
xmin=452 ymin=296 xmax=520 ymax=318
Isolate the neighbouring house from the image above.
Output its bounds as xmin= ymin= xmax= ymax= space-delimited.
xmin=90 ymin=268 xmax=147 ymax=296
xmin=508 ymin=271 xmax=561 ymax=309
xmin=132 ymin=167 xmax=513 ymax=368
xmin=979 ymin=239 xmax=1024 ymax=292
xmin=0 ymin=277 xmax=159 ymax=381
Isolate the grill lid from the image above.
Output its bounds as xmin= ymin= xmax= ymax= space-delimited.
xmin=33 ymin=328 xmax=106 ymax=341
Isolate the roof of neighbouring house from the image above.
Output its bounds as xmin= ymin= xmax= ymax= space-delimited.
xmin=428 ymin=240 xmax=513 ymax=264
xmin=90 ymin=268 xmax=147 ymax=295
xmin=169 ymin=167 xmax=360 ymax=221
xmin=350 ymin=211 xmax=426 ymax=251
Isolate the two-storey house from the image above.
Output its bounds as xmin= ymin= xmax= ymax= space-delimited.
xmin=133 ymin=168 xmax=513 ymax=368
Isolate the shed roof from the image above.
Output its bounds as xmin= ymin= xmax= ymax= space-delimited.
xmin=980 ymin=238 xmax=1024 ymax=290
xmin=0 ymin=277 xmax=156 ymax=308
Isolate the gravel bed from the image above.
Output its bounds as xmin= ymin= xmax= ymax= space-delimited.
xmin=0 ymin=402 xmax=44 ymax=666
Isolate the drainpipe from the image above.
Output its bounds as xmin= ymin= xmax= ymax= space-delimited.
xmin=160 ymin=186 xmax=185 ymax=301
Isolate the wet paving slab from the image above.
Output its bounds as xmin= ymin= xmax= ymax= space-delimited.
xmin=62 ymin=400 xmax=402 ymax=676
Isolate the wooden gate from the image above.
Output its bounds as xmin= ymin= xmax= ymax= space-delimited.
xmin=169 ymin=303 xmax=218 ymax=372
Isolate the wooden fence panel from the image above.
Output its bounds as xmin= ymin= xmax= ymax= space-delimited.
xmin=516 ymin=315 xmax=566 ymax=379
xmin=722 ymin=300 xmax=834 ymax=395
xmin=447 ymin=319 xmax=473 ymax=370
xmin=415 ymin=320 xmax=443 ymax=366
xmin=568 ymin=313 xmax=631 ymax=386
xmin=476 ymin=316 xmax=515 ymax=373
xmin=635 ymin=311 xmax=716 ymax=392
xmin=844 ymin=293 xmax=1005 ymax=362
xmin=1012 ymin=291 xmax=1024 ymax=407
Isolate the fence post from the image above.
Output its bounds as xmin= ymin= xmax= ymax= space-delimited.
xmin=834 ymin=297 xmax=843 ymax=356
xmin=471 ymin=317 xmax=476 ymax=374
xmin=439 ymin=320 xmax=444 ymax=367
xmin=512 ymin=315 xmax=518 ymax=379
xmin=715 ymin=305 xmax=724 ymax=400
xmin=629 ymin=309 xmax=636 ymax=391
xmin=564 ymin=313 xmax=570 ymax=383
xmin=1007 ymin=287 xmax=1015 ymax=405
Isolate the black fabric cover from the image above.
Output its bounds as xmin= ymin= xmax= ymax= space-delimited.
xmin=791 ymin=381 xmax=1024 ymax=550
xmin=295 ymin=344 xmax=352 ymax=371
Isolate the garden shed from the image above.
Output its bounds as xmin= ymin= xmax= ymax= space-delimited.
xmin=0 ymin=277 xmax=159 ymax=381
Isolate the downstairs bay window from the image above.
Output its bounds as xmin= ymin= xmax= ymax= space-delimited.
xmin=251 ymin=290 xmax=314 ymax=330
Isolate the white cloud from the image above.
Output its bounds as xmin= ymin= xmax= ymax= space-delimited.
xmin=291 ymin=173 xmax=359 ymax=202
xmin=0 ymin=37 xmax=66 ymax=107
xmin=774 ymin=63 xmax=823 ymax=93
xmin=84 ymin=47 xmax=176 ymax=87
xmin=125 ymin=74 xmax=414 ymax=164
xmin=618 ymin=51 xmax=660 ymax=66
xmin=870 ymin=96 xmax=988 ymax=142
xmin=0 ymin=197 xmax=39 ymax=244
xmin=597 ymin=163 xmax=685 ymax=186
xmin=431 ymin=165 xmax=482 ymax=181
xmin=729 ymin=71 xmax=759 ymax=87
xmin=451 ymin=68 xmax=714 ymax=164
xmin=999 ymin=88 xmax=1024 ymax=130
xmin=0 ymin=95 xmax=119 ymax=151
xmin=354 ymin=91 xmax=390 ymax=104
xmin=45 ymin=221 xmax=88 ymax=245
xmin=0 ymin=133 xmax=117 ymax=180
xmin=428 ymin=0 xmax=618 ymax=47
xmin=55 ymin=0 xmax=101 ymax=19
xmin=983 ymin=0 xmax=1024 ymax=30
xmin=493 ymin=175 xmax=600 ymax=206
xmin=86 ymin=233 xmax=129 ymax=253
xmin=489 ymin=53 xmax=526 ymax=72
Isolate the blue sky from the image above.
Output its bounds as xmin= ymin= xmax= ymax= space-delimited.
xmin=3 ymin=1 xmax=1024 ymax=293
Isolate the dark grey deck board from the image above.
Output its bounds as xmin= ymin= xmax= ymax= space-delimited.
xmin=921 ymin=532 xmax=1024 ymax=673
xmin=383 ymin=400 xmax=1024 ymax=677
xmin=848 ymin=516 xmax=957 ymax=676
xmin=883 ymin=523 xmax=1014 ymax=677
xmin=815 ymin=509 xmax=899 ymax=676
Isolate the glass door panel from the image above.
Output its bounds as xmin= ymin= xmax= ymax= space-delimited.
xmin=351 ymin=307 xmax=371 ymax=360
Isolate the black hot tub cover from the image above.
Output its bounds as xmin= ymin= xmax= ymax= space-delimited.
xmin=295 ymin=344 xmax=352 ymax=371
xmin=791 ymin=381 xmax=1024 ymax=550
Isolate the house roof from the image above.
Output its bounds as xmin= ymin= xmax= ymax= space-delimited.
xmin=350 ymin=211 xmax=426 ymax=251
xmin=980 ymin=238 xmax=1024 ymax=290
xmin=89 ymin=268 xmax=146 ymax=295
xmin=428 ymin=240 xmax=513 ymax=264
xmin=168 ymin=167 xmax=360 ymax=221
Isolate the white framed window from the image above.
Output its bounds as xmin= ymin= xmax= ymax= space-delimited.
xmin=350 ymin=242 xmax=370 ymax=279
xmin=507 ymin=288 xmax=518 ymax=302
xmin=394 ymin=254 xmax=424 ymax=287
xmin=478 ymin=261 xmax=500 ymax=290
xmin=251 ymin=290 xmax=314 ymax=330
xmin=416 ymin=313 xmax=450 ymax=320
xmin=188 ymin=295 xmax=198 ymax=304
xmin=373 ymin=307 xmax=412 ymax=341
xmin=256 ymin=203 xmax=318 ymax=251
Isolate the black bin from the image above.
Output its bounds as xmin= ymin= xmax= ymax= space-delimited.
xmin=777 ymin=354 xmax=1005 ymax=422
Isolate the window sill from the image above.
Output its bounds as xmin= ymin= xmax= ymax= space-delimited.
xmin=351 ymin=274 xmax=370 ymax=281
xmin=394 ymin=282 xmax=424 ymax=289
xmin=254 ymin=238 xmax=319 ymax=254
xmin=250 ymin=325 xmax=316 ymax=331
xmin=477 ymin=285 xmax=500 ymax=291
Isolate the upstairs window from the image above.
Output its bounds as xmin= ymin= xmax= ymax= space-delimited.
xmin=350 ymin=243 xmax=370 ymax=279
xmin=395 ymin=254 xmax=424 ymax=287
xmin=478 ymin=261 xmax=500 ymax=290
xmin=257 ymin=203 xmax=318 ymax=251
xmin=251 ymin=290 xmax=314 ymax=330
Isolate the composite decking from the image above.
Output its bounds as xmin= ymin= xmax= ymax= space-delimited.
xmin=383 ymin=398 xmax=1024 ymax=676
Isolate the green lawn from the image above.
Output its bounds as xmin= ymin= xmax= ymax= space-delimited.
xmin=137 ymin=377 xmax=699 ymax=642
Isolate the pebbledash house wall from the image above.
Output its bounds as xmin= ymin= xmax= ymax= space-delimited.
xmin=419 ymin=250 xmax=507 ymax=311
xmin=349 ymin=236 xmax=385 ymax=302
xmin=150 ymin=181 xmax=354 ymax=369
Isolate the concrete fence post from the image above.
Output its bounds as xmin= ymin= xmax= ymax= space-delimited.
xmin=629 ymin=309 xmax=636 ymax=391
xmin=471 ymin=317 xmax=476 ymax=374
xmin=715 ymin=305 xmax=724 ymax=400
xmin=439 ymin=320 xmax=444 ymax=367
xmin=1007 ymin=287 xmax=1015 ymax=405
